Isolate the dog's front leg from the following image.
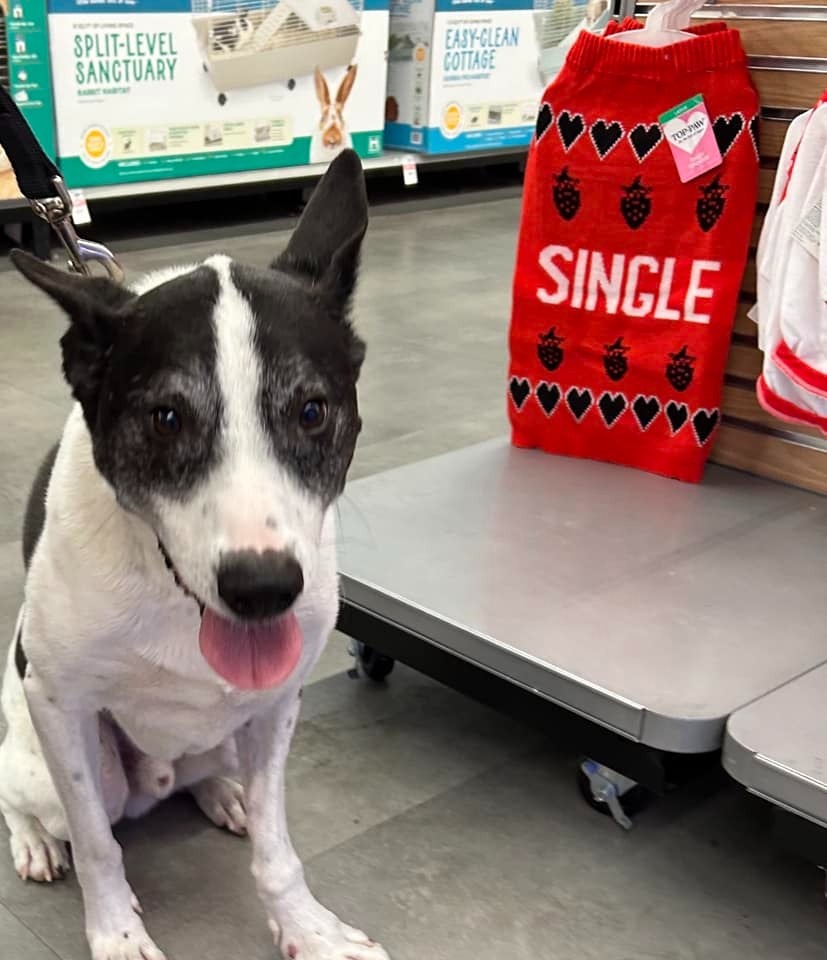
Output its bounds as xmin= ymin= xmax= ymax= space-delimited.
xmin=238 ymin=691 xmax=390 ymax=960
xmin=24 ymin=675 xmax=165 ymax=960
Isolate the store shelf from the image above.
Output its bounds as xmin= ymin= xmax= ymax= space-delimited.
xmin=81 ymin=148 xmax=527 ymax=204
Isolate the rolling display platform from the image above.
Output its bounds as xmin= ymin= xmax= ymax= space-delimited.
xmin=724 ymin=664 xmax=827 ymax=865
xmin=337 ymin=439 xmax=827 ymax=806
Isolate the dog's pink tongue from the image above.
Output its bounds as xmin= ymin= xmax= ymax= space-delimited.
xmin=199 ymin=610 xmax=303 ymax=690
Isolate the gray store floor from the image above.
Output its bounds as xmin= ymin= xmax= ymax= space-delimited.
xmin=0 ymin=195 xmax=825 ymax=960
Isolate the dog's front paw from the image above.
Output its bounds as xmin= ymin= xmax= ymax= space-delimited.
xmin=88 ymin=923 xmax=166 ymax=960
xmin=274 ymin=902 xmax=389 ymax=960
xmin=87 ymin=895 xmax=166 ymax=960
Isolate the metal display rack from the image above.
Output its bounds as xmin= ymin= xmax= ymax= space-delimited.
xmin=338 ymin=1 xmax=827 ymax=836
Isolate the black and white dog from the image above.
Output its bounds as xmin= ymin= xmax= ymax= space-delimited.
xmin=0 ymin=151 xmax=389 ymax=960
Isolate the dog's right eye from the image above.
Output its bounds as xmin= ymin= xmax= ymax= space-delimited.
xmin=151 ymin=407 xmax=182 ymax=439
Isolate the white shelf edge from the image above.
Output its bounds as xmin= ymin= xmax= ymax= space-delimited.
xmin=81 ymin=148 xmax=526 ymax=203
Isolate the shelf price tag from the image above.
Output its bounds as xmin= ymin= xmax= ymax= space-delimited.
xmin=69 ymin=189 xmax=91 ymax=226
xmin=402 ymin=154 xmax=418 ymax=187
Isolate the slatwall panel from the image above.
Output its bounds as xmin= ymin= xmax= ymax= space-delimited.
xmin=633 ymin=1 xmax=827 ymax=493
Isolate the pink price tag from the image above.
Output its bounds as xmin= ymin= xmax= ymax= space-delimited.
xmin=659 ymin=95 xmax=722 ymax=183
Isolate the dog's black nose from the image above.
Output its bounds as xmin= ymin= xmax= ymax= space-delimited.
xmin=217 ymin=550 xmax=304 ymax=620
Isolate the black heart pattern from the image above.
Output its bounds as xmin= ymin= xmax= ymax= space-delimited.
xmin=749 ymin=114 xmax=760 ymax=158
xmin=566 ymin=387 xmax=593 ymax=422
xmin=509 ymin=377 xmax=531 ymax=411
xmin=692 ymin=408 xmax=719 ymax=446
xmin=557 ymin=110 xmax=585 ymax=151
xmin=535 ymin=103 xmax=553 ymax=141
xmin=665 ymin=401 xmax=689 ymax=435
xmin=536 ymin=382 xmax=561 ymax=416
xmin=598 ymin=392 xmax=627 ymax=428
xmin=713 ymin=113 xmax=744 ymax=157
xmin=590 ymin=119 xmax=624 ymax=160
xmin=628 ymin=123 xmax=662 ymax=162
xmin=632 ymin=395 xmax=660 ymax=431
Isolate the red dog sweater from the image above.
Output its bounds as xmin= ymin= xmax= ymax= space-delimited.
xmin=508 ymin=24 xmax=759 ymax=482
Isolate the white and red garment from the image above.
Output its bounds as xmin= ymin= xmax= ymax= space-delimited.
xmin=754 ymin=95 xmax=827 ymax=429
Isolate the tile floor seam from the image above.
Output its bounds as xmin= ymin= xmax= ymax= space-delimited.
xmin=0 ymin=902 xmax=65 ymax=960
xmin=300 ymin=740 xmax=548 ymax=870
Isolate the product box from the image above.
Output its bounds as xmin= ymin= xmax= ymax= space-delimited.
xmin=0 ymin=0 xmax=57 ymax=198
xmin=385 ymin=0 xmax=609 ymax=154
xmin=47 ymin=0 xmax=388 ymax=188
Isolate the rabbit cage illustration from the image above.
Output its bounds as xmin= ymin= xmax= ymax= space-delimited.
xmin=193 ymin=0 xmax=362 ymax=103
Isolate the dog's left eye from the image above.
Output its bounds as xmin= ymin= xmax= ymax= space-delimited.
xmin=152 ymin=407 xmax=182 ymax=438
xmin=299 ymin=399 xmax=328 ymax=433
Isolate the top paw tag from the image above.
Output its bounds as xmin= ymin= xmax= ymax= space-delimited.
xmin=659 ymin=95 xmax=722 ymax=183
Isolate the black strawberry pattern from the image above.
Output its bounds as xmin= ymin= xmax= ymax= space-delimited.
xmin=566 ymin=387 xmax=592 ymax=421
xmin=590 ymin=119 xmax=624 ymax=159
xmin=509 ymin=377 xmax=530 ymax=410
xmin=535 ymin=103 xmax=553 ymax=141
xmin=696 ymin=176 xmax=729 ymax=232
xmin=602 ymin=337 xmax=630 ymax=381
xmin=557 ymin=110 xmax=585 ymax=151
xmin=537 ymin=327 xmax=565 ymax=371
xmin=692 ymin=408 xmax=720 ymax=446
xmin=553 ymin=168 xmax=581 ymax=221
xmin=536 ymin=382 xmax=561 ymax=416
xmin=620 ymin=176 xmax=652 ymax=229
xmin=628 ymin=123 xmax=662 ymax=162
xmin=665 ymin=346 xmax=696 ymax=392
xmin=632 ymin=395 xmax=660 ymax=431
xmin=665 ymin=401 xmax=689 ymax=435
xmin=598 ymin=391 xmax=627 ymax=428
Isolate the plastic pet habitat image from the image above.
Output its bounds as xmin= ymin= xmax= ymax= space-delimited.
xmin=193 ymin=0 xmax=362 ymax=103
xmin=47 ymin=0 xmax=388 ymax=187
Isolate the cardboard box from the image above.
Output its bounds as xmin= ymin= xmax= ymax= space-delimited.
xmin=47 ymin=0 xmax=388 ymax=188
xmin=385 ymin=0 xmax=609 ymax=154
xmin=0 ymin=0 xmax=56 ymax=199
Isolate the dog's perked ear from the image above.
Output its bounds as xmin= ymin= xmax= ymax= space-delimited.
xmin=10 ymin=250 xmax=133 ymax=425
xmin=273 ymin=148 xmax=368 ymax=317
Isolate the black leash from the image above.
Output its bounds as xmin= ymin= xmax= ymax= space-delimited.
xmin=0 ymin=84 xmax=123 ymax=280
xmin=1 ymin=89 xmax=124 ymax=679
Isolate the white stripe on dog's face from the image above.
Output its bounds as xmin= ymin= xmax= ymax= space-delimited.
xmin=148 ymin=256 xmax=329 ymax=615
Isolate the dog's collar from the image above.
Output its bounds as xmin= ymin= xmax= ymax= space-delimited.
xmin=156 ymin=539 xmax=205 ymax=615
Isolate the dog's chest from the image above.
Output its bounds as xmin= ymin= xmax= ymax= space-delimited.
xmin=105 ymin=608 xmax=267 ymax=761
xmin=109 ymin=666 xmax=260 ymax=760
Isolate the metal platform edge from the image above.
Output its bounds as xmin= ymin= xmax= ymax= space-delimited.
xmin=723 ymin=725 xmax=827 ymax=831
xmin=337 ymin=595 xmax=719 ymax=795
xmin=723 ymin=728 xmax=827 ymax=865
xmin=341 ymin=573 xmax=728 ymax=756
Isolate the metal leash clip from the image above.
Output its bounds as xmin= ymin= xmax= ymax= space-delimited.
xmin=0 ymin=84 xmax=124 ymax=279
xmin=28 ymin=176 xmax=124 ymax=282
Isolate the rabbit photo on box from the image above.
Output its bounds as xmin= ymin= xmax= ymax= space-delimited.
xmin=310 ymin=64 xmax=357 ymax=164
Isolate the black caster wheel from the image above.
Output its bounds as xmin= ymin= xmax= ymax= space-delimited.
xmin=287 ymin=78 xmax=296 ymax=91
xmin=218 ymin=92 xmax=227 ymax=106
xmin=577 ymin=768 xmax=649 ymax=819
xmin=203 ymin=62 xmax=208 ymax=72
xmin=356 ymin=642 xmax=395 ymax=682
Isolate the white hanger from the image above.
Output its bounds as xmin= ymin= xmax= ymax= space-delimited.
xmin=608 ymin=0 xmax=706 ymax=47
